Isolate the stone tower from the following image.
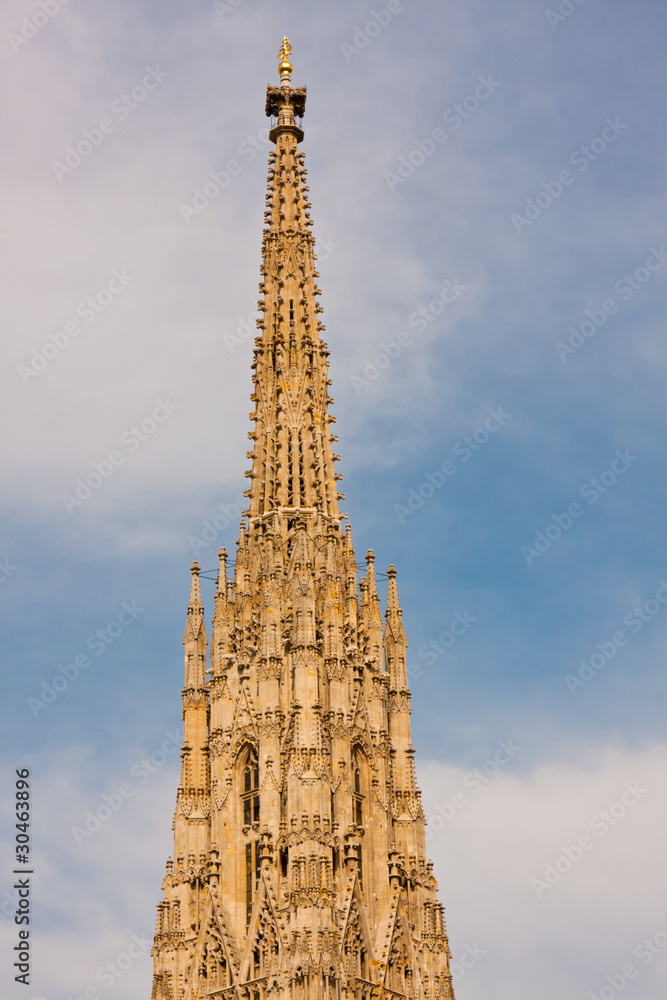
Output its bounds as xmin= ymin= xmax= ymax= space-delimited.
xmin=150 ymin=40 xmax=456 ymax=1000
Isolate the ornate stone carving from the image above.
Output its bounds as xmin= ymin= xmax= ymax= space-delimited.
xmin=149 ymin=42 xmax=457 ymax=1000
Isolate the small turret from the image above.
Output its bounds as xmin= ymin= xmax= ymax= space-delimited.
xmin=384 ymin=564 xmax=408 ymax=691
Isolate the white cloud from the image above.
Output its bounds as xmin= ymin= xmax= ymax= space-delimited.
xmin=420 ymin=741 xmax=667 ymax=1000
xmin=2 ymin=742 xmax=664 ymax=999
xmin=0 ymin=750 xmax=175 ymax=999
xmin=1 ymin=2 xmax=666 ymax=997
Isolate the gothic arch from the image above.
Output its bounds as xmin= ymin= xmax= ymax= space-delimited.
xmin=351 ymin=743 xmax=370 ymax=829
xmin=339 ymin=875 xmax=376 ymax=986
xmin=189 ymin=895 xmax=240 ymax=998
xmin=379 ymin=902 xmax=421 ymax=1000
xmin=241 ymin=875 xmax=285 ymax=981
xmin=238 ymin=743 xmax=260 ymax=826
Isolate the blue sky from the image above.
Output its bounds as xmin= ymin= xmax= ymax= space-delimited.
xmin=1 ymin=1 xmax=666 ymax=998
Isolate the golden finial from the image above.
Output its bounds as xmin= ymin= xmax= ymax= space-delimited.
xmin=277 ymin=36 xmax=293 ymax=77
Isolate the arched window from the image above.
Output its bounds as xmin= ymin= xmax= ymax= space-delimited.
xmin=242 ymin=746 xmax=260 ymax=826
xmin=240 ymin=746 xmax=260 ymax=927
xmin=351 ymin=747 xmax=367 ymax=890
xmin=352 ymin=747 xmax=365 ymax=828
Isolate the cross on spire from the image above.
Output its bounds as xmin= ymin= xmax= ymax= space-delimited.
xmin=277 ymin=35 xmax=293 ymax=78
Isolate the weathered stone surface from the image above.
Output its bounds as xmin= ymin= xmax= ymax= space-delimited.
xmin=149 ymin=44 xmax=456 ymax=1000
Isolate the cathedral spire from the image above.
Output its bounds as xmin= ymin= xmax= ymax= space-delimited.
xmin=150 ymin=44 xmax=457 ymax=1000
xmin=245 ymin=41 xmax=342 ymax=521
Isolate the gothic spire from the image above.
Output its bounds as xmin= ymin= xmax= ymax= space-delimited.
xmin=150 ymin=43 xmax=457 ymax=1000
xmin=384 ymin=563 xmax=407 ymax=687
xmin=183 ymin=561 xmax=207 ymax=692
xmin=173 ymin=561 xmax=210 ymax=893
xmin=245 ymin=43 xmax=342 ymax=520
xmin=364 ymin=550 xmax=384 ymax=669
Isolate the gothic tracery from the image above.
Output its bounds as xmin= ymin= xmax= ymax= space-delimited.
xmin=150 ymin=44 xmax=456 ymax=1000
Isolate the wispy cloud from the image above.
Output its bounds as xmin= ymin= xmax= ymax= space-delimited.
xmin=0 ymin=2 xmax=665 ymax=998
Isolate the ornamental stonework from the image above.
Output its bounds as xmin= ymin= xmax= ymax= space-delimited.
xmin=149 ymin=40 xmax=457 ymax=1000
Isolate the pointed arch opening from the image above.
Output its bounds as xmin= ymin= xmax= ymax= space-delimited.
xmin=201 ymin=936 xmax=230 ymax=992
xmin=241 ymin=745 xmax=260 ymax=827
xmin=238 ymin=744 xmax=261 ymax=927
xmin=351 ymin=745 xmax=367 ymax=830
xmin=352 ymin=744 xmax=369 ymax=891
